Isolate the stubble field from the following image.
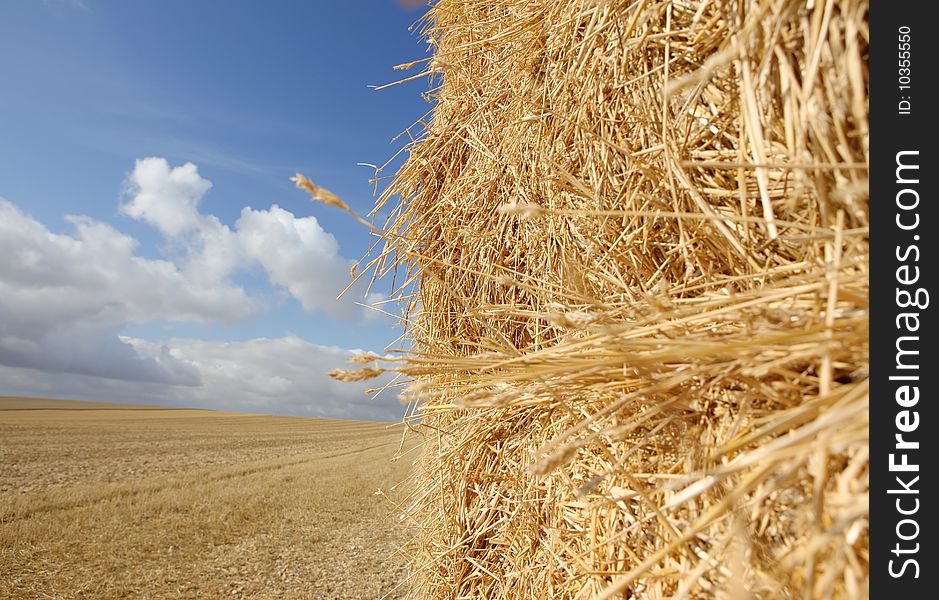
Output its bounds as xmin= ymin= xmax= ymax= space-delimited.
xmin=0 ymin=396 xmax=412 ymax=599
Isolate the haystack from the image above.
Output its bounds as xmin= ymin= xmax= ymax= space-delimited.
xmin=321 ymin=0 xmax=869 ymax=597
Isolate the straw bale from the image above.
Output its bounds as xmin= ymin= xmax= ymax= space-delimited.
xmin=335 ymin=0 xmax=869 ymax=597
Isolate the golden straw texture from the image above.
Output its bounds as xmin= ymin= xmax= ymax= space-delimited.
xmin=342 ymin=0 xmax=869 ymax=597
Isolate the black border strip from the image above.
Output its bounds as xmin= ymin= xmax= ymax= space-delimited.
xmin=871 ymin=1 xmax=936 ymax=595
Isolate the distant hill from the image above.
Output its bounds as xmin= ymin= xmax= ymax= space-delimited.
xmin=0 ymin=396 xmax=195 ymax=411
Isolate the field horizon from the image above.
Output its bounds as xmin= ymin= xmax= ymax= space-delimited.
xmin=0 ymin=395 xmax=412 ymax=599
xmin=0 ymin=396 xmax=400 ymax=422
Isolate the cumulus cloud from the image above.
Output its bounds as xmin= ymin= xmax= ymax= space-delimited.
xmin=121 ymin=158 xmax=212 ymax=236
xmin=0 ymin=322 xmax=200 ymax=387
xmin=236 ymin=205 xmax=356 ymax=316
xmin=0 ymin=337 xmax=401 ymax=421
xmin=0 ymin=199 xmax=260 ymax=329
xmin=125 ymin=336 xmax=401 ymax=420
xmin=0 ymin=198 xmax=256 ymax=385
xmin=0 ymin=157 xmax=398 ymax=419
xmin=120 ymin=157 xmax=361 ymax=316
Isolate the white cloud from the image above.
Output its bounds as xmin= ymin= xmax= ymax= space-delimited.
xmin=0 ymin=321 xmax=200 ymax=386
xmin=236 ymin=205 xmax=356 ymax=317
xmin=121 ymin=157 xmax=211 ymax=236
xmin=0 ymin=199 xmax=259 ymax=330
xmin=0 ymin=337 xmax=401 ymax=420
xmin=120 ymin=157 xmax=364 ymax=317
xmin=0 ymin=157 xmax=399 ymax=420
xmin=125 ymin=336 xmax=401 ymax=419
xmin=0 ymin=198 xmax=257 ymax=385
xmin=362 ymin=292 xmax=394 ymax=323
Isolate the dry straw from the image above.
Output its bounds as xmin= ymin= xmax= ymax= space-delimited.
xmin=311 ymin=0 xmax=869 ymax=597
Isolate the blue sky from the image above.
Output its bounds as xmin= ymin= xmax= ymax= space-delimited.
xmin=0 ymin=1 xmax=430 ymax=419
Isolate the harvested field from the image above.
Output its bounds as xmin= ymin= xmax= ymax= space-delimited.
xmin=0 ymin=396 xmax=411 ymax=599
